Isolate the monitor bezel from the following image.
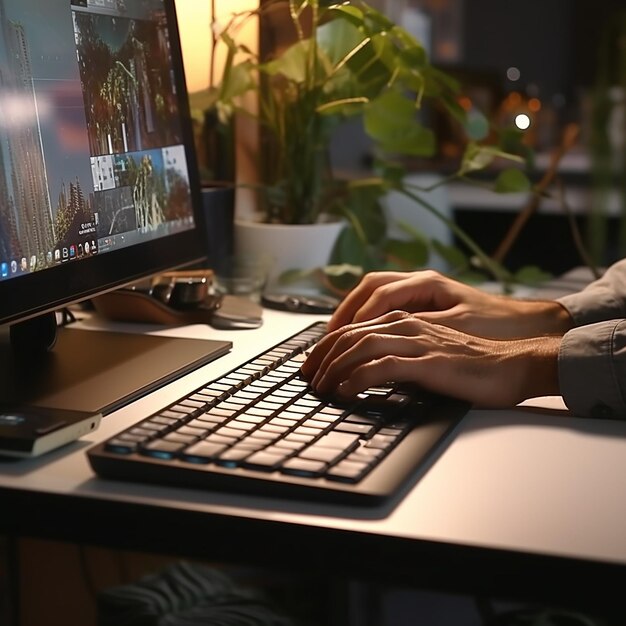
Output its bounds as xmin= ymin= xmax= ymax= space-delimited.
xmin=0 ymin=0 xmax=208 ymax=328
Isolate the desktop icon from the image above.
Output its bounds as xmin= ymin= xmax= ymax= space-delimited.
xmin=54 ymin=249 xmax=60 ymax=261
xmin=62 ymin=247 xmax=69 ymax=259
xmin=20 ymin=257 xmax=27 ymax=271
xmin=69 ymin=245 xmax=76 ymax=258
xmin=30 ymin=255 xmax=37 ymax=270
xmin=46 ymin=251 xmax=53 ymax=264
xmin=84 ymin=241 xmax=90 ymax=254
xmin=1 ymin=263 xmax=7 ymax=278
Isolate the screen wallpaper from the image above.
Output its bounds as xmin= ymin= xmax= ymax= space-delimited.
xmin=0 ymin=0 xmax=195 ymax=281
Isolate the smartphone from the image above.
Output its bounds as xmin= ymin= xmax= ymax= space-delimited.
xmin=261 ymin=293 xmax=339 ymax=314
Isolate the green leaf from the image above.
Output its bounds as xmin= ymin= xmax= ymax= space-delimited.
xmin=374 ymin=158 xmax=407 ymax=189
xmin=394 ymin=220 xmax=430 ymax=247
xmin=330 ymin=226 xmax=369 ymax=266
xmin=317 ymin=16 xmax=364 ymax=67
xmin=219 ymin=61 xmax=256 ymax=102
xmin=459 ymin=143 xmax=524 ymax=176
xmin=513 ymin=265 xmax=552 ymax=286
xmin=385 ymin=237 xmax=429 ymax=268
xmin=262 ymin=39 xmax=329 ymax=84
xmin=322 ymin=263 xmax=364 ymax=292
xmin=278 ymin=268 xmax=315 ymax=284
xmin=364 ymin=91 xmax=435 ymax=156
xmin=323 ymin=263 xmax=363 ymax=278
xmin=326 ymin=5 xmax=364 ymax=26
xmin=344 ymin=186 xmax=387 ymax=245
xmin=494 ymin=168 xmax=532 ymax=193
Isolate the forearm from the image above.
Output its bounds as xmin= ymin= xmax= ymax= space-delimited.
xmin=448 ymin=295 xmax=574 ymax=340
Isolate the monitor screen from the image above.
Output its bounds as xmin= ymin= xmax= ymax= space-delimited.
xmin=0 ymin=0 xmax=231 ymax=414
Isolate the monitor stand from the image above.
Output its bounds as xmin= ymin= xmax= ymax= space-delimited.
xmin=0 ymin=313 xmax=232 ymax=415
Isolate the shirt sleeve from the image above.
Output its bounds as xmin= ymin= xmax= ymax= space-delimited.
xmin=557 ymin=259 xmax=626 ymax=325
xmin=555 ymin=261 xmax=626 ymax=418
xmin=558 ymin=319 xmax=626 ymax=418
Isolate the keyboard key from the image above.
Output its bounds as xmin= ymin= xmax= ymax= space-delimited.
xmin=242 ymin=450 xmax=290 ymax=471
xmin=313 ymin=431 xmax=360 ymax=450
xmin=177 ymin=425 xmax=210 ymax=438
xmin=168 ymin=404 xmax=197 ymax=415
xmin=188 ymin=416 xmax=223 ymax=428
xmin=298 ymin=444 xmax=345 ymax=465
xmin=213 ymin=426 xmax=245 ymax=440
xmin=292 ymin=425 xmax=322 ymax=437
xmin=141 ymin=421 xmax=171 ymax=435
xmin=182 ymin=441 xmax=228 ymax=462
xmin=163 ymin=433 xmax=197 ymax=445
xmin=105 ymin=438 xmax=138 ymax=454
xmin=281 ymin=458 xmax=326 ymax=477
xmin=141 ymin=440 xmax=185 ymax=459
xmin=205 ymin=407 xmax=237 ymax=418
xmin=334 ymin=422 xmax=376 ymax=437
xmin=234 ymin=414 xmax=266 ymax=425
xmin=151 ymin=415 xmax=181 ymax=427
xmin=365 ymin=433 xmax=399 ymax=450
xmin=179 ymin=399 xmax=206 ymax=409
xmin=205 ymin=433 xmax=239 ymax=446
xmin=216 ymin=447 xmax=253 ymax=465
xmin=326 ymin=459 xmax=369 ymax=482
xmin=128 ymin=427 xmax=156 ymax=439
xmin=227 ymin=420 xmax=259 ymax=432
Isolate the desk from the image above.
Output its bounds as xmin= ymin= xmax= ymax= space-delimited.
xmin=1 ymin=307 xmax=626 ymax=617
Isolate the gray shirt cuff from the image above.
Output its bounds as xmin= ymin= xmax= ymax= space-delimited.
xmin=559 ymin=320 xmax=626 ymax=418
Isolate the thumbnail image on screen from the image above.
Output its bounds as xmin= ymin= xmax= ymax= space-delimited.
xmin=0 ymin=0 xmax=195 ymax=281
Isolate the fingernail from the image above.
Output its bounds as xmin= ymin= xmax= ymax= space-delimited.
xmin=337 ymin=381 xmax=351 ymax=397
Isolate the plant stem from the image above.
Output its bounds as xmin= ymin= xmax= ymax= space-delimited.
xmin=398 ymin=186 xmax=513 ymax=284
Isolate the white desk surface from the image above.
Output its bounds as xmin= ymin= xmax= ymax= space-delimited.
xmin=2 ymin=307 xmax=626 ymax=586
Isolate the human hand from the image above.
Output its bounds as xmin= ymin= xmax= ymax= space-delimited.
xmin=327 ymin=270 xmax=573 ymax=339
xmin=301 ymin=311 xmax=562 ymax=408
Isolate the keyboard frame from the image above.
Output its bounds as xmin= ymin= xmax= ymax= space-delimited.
xmin=87 ymin=323 xmax=469 ymax=506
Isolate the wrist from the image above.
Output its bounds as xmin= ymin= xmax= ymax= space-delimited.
xmin=517 ymin=335 xmax=562 ymax=400
xmin=510 ymin=299 xmax=574 ymax=337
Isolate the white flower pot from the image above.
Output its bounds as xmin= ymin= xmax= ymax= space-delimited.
xmin=234 ymin=219 xmax=344 ymax=292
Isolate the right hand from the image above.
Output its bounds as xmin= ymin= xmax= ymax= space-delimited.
xmin=327 ymin=270 xmax=573 ymax=339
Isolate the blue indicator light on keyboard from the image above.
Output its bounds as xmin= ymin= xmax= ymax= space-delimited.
xmin=143 ymin=450 xmax=176 ymax=460
xmin=107 ymin=445 xmax=133 ymax=455
xmin=216 ymin=460 xmax=238 ymax=469
xmin=181 ymin=455 xmax=210 ymax=464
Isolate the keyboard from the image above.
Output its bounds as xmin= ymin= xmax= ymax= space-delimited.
xmin=87 ymin=322 xmax=469 ymax=505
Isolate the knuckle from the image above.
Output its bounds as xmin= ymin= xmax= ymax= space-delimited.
xmin=386 ymin=309 xmax=411 ymax=321
xmin=422 ymin=269 xmax=443 ymax=282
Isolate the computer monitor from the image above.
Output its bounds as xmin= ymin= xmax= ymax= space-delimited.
xmin=0 ymin=0 xmax=231 ymax=414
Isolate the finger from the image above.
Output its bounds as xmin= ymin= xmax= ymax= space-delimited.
xmin=349 ymin=271 xmax=454 ymax=325
xmin=334 ymin=356 xmax=423 ymax=398
xmin=310 ymin=313 xmax=421 ymax=389
xmin=327 ymin=272 xmax=406 ymax=331
xmin=301 ymin=310 xmax=410 ymax=380
xmin=314 ymin=334 xmax=426 ymax=395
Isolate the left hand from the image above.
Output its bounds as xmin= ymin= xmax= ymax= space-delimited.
xmin=301 ymin=311 xmax=562 ymax=408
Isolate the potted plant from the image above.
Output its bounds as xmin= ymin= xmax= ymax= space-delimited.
xmin=189 ymin=0 xmax=533 ymax=292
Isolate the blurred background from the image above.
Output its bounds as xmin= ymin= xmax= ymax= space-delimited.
xmin=175 ymin=0 xmax=626 ymax=276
